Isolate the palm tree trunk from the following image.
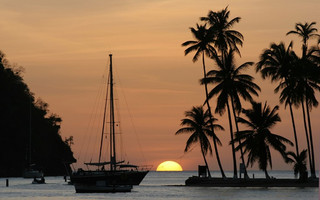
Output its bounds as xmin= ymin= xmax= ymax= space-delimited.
xmin=230 ymin=95 xmax=248 ymax=179
xmin=211 ymin=136 xmax=226 ymax=178
xmin=201 ymin=53 xmax=226 ymax=178
xmin=305 ymin=100 xmax=316 ymax=178
xmin=201 ymin=146 xmax=212 ymax=178
xmin=264 ymin=170 xmax=270 ymax=179
xmin=301 ymin=97 xmax=312 ymax=177
xmin=288 ymin=102 xmax=299 ymax=156
xmin=302 ymin=42 xmax=307 ymax=59
xmin=226 ymin=100 xmax=238 ymax=178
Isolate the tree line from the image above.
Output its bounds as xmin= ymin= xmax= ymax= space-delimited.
xmin=176 ymin=7 xmax=320 ymax=180
xmin=0 ymin=52 xmax=76 ymax=177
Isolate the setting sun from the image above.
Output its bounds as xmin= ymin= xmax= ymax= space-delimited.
xmin=156 ymin=161 xmax=183 ymax=171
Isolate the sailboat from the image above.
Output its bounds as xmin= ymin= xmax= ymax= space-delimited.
xmin=71 ymin=54 xmax=149 ymax=193
xmin=23 ymin=98 xmax=44 ymax=180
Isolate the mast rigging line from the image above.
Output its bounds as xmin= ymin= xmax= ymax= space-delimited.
xmin=98 ymin=67 xmax=110 ymax=165
xmin=114 ymin=67 xmax=147 ymax=164
xmin=77 ymin=58 xmax=110 ymax=167
xmin=113 ymin=86 xmax=126 ymax=162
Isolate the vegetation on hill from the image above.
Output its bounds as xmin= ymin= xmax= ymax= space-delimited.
xmin=0 ymin=51 xmax=76 ymax=177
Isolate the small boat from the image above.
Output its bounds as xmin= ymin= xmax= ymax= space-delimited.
xmin=32 ymin=177 xmax=45 ymax=184
xmin=71 ymin=54 xmax=149 ymax=193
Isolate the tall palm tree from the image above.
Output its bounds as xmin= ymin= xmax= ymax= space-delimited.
xmin=200 ymin=7 xmax=243 ymax=56
xmin=201 ymin=7 xmax=249 ymax=178
xmin=293 ymin=56 xmax=320 ymax=178
xmin=235 ymin=101 xmax=293 ymax=179
xmin=182 ymin=24 xmax=226 ymax=178
xmin=202 ymin=49 xmax=260 ymax=178
xmin=274 ymin=50 xmax=320 ymax=178
xmin=285 ymin=150 xmax=308 ymax=181
xmin=256 ymin=42 xmax=300 ymax=157
xmin=287 ymin=22 xmax=320 ymax=177
xmin=303 ymin=48 xmax=320 ymax=178
xmin=175 ymin=106 xmax=224 ymax=178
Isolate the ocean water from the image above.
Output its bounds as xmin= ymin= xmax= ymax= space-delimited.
xmin=0 ymin=171 xmax=318 ymax=200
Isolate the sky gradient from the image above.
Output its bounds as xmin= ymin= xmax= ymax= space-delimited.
xmin=0 ymin=0 xmax=319 ymax=171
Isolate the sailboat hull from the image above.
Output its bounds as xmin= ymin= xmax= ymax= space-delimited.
xmin=71 ymin=170 xmax=148 ymax=193
xmin=75 ymin=184 xmax=133 ymax=193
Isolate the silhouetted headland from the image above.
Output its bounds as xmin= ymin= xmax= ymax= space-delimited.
xmin=0 ymin=51 xmax=76 ymax=177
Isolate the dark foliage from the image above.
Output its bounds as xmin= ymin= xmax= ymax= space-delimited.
xmin=0 ymin=51 xmax=76 ymax=177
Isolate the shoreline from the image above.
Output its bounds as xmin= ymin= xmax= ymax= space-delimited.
xmin=185 ymin=176 xmax=319 ymax=187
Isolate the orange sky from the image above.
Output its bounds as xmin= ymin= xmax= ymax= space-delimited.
xmin=0 ymin=0 xmax=319 ymax=172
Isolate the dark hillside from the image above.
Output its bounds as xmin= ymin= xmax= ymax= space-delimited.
xmin=0 ymin=51 xmax=76 ymax=177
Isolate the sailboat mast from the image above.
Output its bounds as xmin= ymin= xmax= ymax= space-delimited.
xmin=109 ymin=54 xmax=116 ymax=171
xmin=28 ymin=98 xmax=32 ymax=166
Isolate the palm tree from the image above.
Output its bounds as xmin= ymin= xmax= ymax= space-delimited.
xmin=274 ymin=52 xmax=320 ymax=178
xmin=285 ymin=150 xmax=308 ymax=181
xmin=182 ymin=24 xmax=226 ymax=178
xmin=287 ymin=22 xmax=320 ymax=58
xmin=287 ymin=22 xmax=320 ymax=177
xmin=175 ymin=106 xmax=224 ymax=178
xmin=293 ymin=56 xmax=320 ymax=178
xmin=303 ymin=48 xmax=320 ymax=178
xmin=202 ymin=49 xmax=260 ymax=178
xmin=201 ymin=7 xmax=249 ymax=178
xmin=235 ymin=101 xmax=293 ymax=179
xmin=200 ymin=6 xmax=243 ymax=56
xmin=256 ymin=42 xmax=300 ymax=156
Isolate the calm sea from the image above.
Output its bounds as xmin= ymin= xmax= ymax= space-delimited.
xmin=0 ymin=171 xmax=318 ymax=200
